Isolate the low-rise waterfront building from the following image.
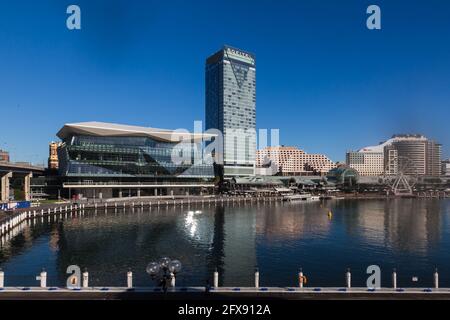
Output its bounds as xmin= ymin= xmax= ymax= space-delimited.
xmin=256 ymin=146 xmax=336 ymax=176
xmin=55 ymin=122 xmax=217 ymax=199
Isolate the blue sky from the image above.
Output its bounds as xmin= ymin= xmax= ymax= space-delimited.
xmin=0 ymin=0 xmax=449 ymax=165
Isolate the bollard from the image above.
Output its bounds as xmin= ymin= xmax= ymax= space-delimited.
xmin=0 ymin=269 xmax=4 ymax=288
xmin=127 ymin=270 xmax=133 ymax=288
xmin=299 ymin=268 xmax=304 ymax=288
xmin=82 ymin=269 xmax=89 ymax=288
xmin=170 ymin=272 xmax=176 ymax=287
xmin=392 ymin=268 xmax=397 ymax=289
xmin=213 ymin=268 xmax=219 ymax=288
xmin=346 ymin=268 xmax=351 ymax=289
xmin=254 ymin=267 xmax=260 ymax=288
xmin=36 ymin=269 xmax=47 ymax=288
xmin=434 ymin=268 xmax=439 ymax=289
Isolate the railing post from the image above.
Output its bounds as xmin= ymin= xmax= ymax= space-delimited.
xmin=36 ymin=268 xmax=47 ymax=288
xmin=299 ymin=268 xmax=304 ymax=288
xmin=392 ymin=268 xmax=397 ymax=289
xmin=170 ymin=272 xmax=176 ymax=287
xmin=127 ymin=270 xmax=133 ymax=288
xmin=254 ymin=267 xmax=260 ymax=288
xmin=0 ymin=268 xmax=4 ymax=288
xmin=346 ymin=268 xmax=351 ymax=289
xmin=434 ymin=268 xmax=439 ymax=289
xmin=213 ymin=268 xmax=219 ymax=288
xmin=82 ymin=269 xmax=89 ymax=288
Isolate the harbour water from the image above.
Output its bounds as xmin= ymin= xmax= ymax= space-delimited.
xmin=0 ymin=198 xmax=449 ymax=288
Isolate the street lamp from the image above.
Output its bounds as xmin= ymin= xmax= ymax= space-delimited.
xmin=146 ymin=257 xmax=182 ymax=292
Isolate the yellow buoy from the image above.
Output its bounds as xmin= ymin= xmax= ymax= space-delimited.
xmin=327 ymin=210 xmax=333 ymax=219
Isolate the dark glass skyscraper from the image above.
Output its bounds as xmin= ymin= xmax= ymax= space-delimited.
xmin=205 ymin=46 xmax=256 ymax=176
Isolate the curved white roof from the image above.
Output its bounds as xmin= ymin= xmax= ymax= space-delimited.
xmin=57 ymin=122 xmax=216 ymax=142
xmin=358 ymin=135 xmax=427 ymax=153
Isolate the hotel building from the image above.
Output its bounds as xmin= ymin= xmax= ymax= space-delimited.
xmin=346 ymin=151 xmax=384 ymax=176
xmin=205 ymin=46 xmax=256 ymax=177
xmin=347 ymin=134 xmax=442 ymax=176
xmin=256 ymin=146 xmax=336 ymax=176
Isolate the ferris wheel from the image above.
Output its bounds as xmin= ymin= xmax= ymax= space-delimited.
xmin=382 ymin=156 xmax=419 ymax=196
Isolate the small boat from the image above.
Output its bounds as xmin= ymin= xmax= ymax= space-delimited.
xmin=283 ymin=194 xmax=320 ymax=202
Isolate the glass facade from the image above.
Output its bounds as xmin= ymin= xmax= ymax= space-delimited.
xmin=58 ymin=134 xmax=214 ymax=178
xmin=206 ymin=46 xmax=256 ymax=176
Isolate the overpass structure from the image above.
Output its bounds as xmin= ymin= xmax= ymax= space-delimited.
xmin=0 ymin=162 xmax=45 ymax=202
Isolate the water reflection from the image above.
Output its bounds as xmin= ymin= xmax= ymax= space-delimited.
xmin=0 ymin=199 xmax=449 ymax=287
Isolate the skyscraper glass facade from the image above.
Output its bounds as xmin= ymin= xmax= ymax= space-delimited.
xmin=206 ymin=46 xmax=256 ymax=176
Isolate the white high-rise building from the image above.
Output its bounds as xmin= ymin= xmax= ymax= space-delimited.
xmin=347 ymin=134 xmax=442 ymax=176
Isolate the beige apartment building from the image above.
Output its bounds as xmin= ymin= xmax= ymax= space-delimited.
xmin=256 ymin=146 xmax=336 ymax=176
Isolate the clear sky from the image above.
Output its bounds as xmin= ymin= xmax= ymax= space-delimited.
xmin=0 ymin=0 xmax=449 ymax=165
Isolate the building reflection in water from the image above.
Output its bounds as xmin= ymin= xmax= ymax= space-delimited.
xmin=256 ymin=202 xmax=331 ymax=239
xmin=333 ymin=199 xmax=443 ymax=256
xmin=0 ymin=199 xmax=449 ymax=287
xmin=384 ymin=199 xmax=442 ymax=255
